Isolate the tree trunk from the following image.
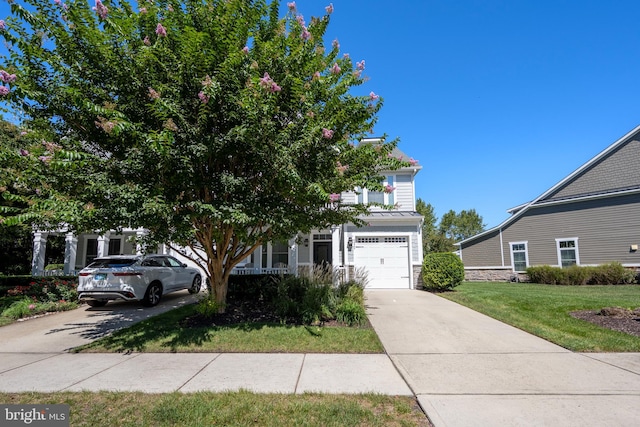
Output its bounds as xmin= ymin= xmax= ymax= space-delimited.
xmin=211 ymin=273 xmax=228 ymax=314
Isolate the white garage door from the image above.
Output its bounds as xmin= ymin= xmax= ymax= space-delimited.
xmin=354 ymin=236 xmax=410 ymax=289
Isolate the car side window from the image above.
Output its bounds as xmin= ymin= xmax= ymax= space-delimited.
xmin=142 ymin=258 xmax=162 ymax=267
xmin=166 ymin=257 xmax=183 ymax=268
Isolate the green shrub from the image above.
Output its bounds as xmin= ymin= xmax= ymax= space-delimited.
xmin=336 ymin=298 xmax=366 ymax=326
xmin=527 ymin=265 xmax=563 ymax=285
xmin=300 ymin=282 xmax=336 ymax=324
xmin=590 ymin=262 xmax=636 ymax=285
xmin=527 ymin=263 xmax=637 ymax=285
xmin=421 ymin=252 xmax=464 ymax=291
xmin=44 ymin=264 xmax=65 ymax=271
xmin=1 ymin=297 xmax=77 ymax=320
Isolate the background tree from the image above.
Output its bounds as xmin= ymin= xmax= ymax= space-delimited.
xmin=0 ymin=0 xmax=405 ymax=309
xmin=416 ymin=199 xmax=485 ymax=254
xmin=439 ymin=209 xmax=485 ymax=242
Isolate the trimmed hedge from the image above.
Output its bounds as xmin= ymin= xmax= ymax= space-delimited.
xmin=421 ymin=252 xmax=465 ymax=291
xmin=526 ymin=262 xmax=637 ymax=285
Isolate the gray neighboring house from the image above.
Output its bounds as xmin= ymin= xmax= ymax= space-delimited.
xmin=458 ymin=125 xmax=640 ymax=281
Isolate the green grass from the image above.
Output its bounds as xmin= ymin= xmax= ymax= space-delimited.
xmin=74 ymin=304 xmax=384 ymax=354
xmin=0 ymin=391 xmax=430 ymax=427
xmin=440 ymin=281 xmax=640 ymax=352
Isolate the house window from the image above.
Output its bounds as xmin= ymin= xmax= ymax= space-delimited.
xmin=108 ymin=238 xmax=121 ymax=255
xmin=356 ymin=175 xmax=395 ymax=205
xmin=556 ymin=238 xmax=579 ymax=267
xmin=510 ymin=242 xmax=528 ymax=272
xmin=85 ymin=238 xmax=98 ymax=266
xmin=272 ymin=241 xmax=289 ymax=266
xmin=262 ymin=241 xmax=289 ymax=268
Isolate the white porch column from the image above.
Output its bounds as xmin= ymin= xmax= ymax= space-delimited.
xmin=288 ymin=237 xmax=298 ymax=276
xmin=64 ymin=233 xmax=78 ymax=275
xmin=31 ymin=231 xmax=48 ymax=276
xmin=331 ymin=226 xmax=341 ymax=267
xmin=97 ymin=232 xmax=110 ymax=258
xmin=135 ymin=229 xmax=148 ymax=255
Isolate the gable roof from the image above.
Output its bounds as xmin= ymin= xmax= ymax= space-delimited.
xmin=360 ymin=137 xmax=422 ymax=172
xmin=458 ymin=124 xmax=640 ymax=245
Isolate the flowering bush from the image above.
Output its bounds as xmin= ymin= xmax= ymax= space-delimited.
xmin=6 ymin=277 xmax=78 ymax=303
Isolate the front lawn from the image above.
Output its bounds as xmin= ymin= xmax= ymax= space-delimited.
xmin=74 ymin=303 xmax=384 ymax=353
xmin=439 ymin=281 xmax=640 ymax=352
xmin=0 ymin=391 xmax=431 ymax=427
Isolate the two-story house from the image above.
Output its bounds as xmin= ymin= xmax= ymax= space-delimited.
xmin=30 ymin=139 xmax=424 ymax=289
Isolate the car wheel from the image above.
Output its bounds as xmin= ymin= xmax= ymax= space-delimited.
xmin=189 ymin=275 xmax=202 ymax=294
xmin=86 ymin=300 xmax=108 ymax=307
xmin=142 ymin=282 xmax=162 ymax=307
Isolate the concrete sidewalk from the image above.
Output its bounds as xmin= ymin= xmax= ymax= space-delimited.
xmin=0 ymin=352 xmax=411 ymax=395
xmin=365 ymin=290 xmax=640 ymax=427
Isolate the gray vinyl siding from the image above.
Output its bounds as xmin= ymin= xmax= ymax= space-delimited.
xmin=543 ymin=137 xmax=640 ymax=201
xmin=460 ymin=230 xmax=504 ymax=267
xmin=501 ymin=193 xmax=640 ymax=266
xmin=395 ymin=174 xmax=414 ymax=210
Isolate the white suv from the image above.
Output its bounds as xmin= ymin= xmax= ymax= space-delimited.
xmin=78 ymin=255 xmax=202 ymax=307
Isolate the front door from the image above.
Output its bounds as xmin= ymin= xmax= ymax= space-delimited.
xmin=313 ymin=241 xmax=332 ymax=267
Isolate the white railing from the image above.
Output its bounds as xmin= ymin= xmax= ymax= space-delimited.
xmin=230 ymin=267 xmax=291 ymax=275
xmin=39 ymin=269 xmax=81 ymax=277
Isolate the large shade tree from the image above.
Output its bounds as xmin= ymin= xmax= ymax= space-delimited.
xmin=0 ymin=0 xmax=405 ymax=309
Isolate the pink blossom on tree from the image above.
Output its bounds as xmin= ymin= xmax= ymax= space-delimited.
xmin=384 ymin=184 xmax=395 ymax=193
xmin=242 ymin=46 xmax=249 ymax=53
xmin=331 ymin=63 xmax=341 ymax=74
xmin=301 ymin=28 xmax=311 ymax=41
xmin=325 ymin=3 xmax=334 ymax=14
xmin=0 ymin=70 xmax=17 ymax=83
xmin=329 ymin=193 xmax=340 ymax=202
xmin=332 ymin=39 xmax=339 ymax=49
xmin=0 ymin=20 xmax=5 ymax=30
xmin=287 ymin=1 xmax=296 ymax=11
xmin=139 ymin=7 xmax=147 ymax=14
xmin=322 ymin=128 xmax=334 ymax=139
xmin=258 ymin=72 xmax=281 ymax=93
xmin=0 ymin=86 xmax=9 ymax=96
xmin=19 ymin=148 xmax=29 ymax=156
xmin=369 ymin=91 xmax=379 ymax=101
xmin=356 ymin=60 xmax=365 ymax=70
xmin=92 ymin=0 xmax=108 ymax=20
xmin=198 ymin=91 xmax=210 ymax=103
xmin=409 ymin=157 xmax=418 ymax=166
xmin=148 ymin=87 xmax=160 ymax=100
xmin=156 ymin=23 xmax=167 ymax=37
xmin=143 ymin=36 xmax=151 ymax=46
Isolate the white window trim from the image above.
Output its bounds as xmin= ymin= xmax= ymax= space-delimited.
xmin=555 ymin=237 xmax=580 ymax=267
xmin=509 ymin=241 xmax=529 ymax=272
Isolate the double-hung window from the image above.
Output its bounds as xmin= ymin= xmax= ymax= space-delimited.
xmin=556 ymin=238 xmax=579 ymax=267
xmin=357 ymin=175 xmax=395 ymax=205
xmin=510 ymin=242 xmax=528 ymax=272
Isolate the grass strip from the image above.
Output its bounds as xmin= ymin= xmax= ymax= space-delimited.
xmin=0 ymin=391 xmax=430 ymax=427
xmin=74 ymin=304 xmax=384 ymax=354
xmin=440 ymin=281 xmax=640 ymax=352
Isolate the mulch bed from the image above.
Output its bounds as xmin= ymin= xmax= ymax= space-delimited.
xmin=570 ymin=307 xmax=640 ymax=337
xmin=180 ymin=300 xmax=343 ymax=328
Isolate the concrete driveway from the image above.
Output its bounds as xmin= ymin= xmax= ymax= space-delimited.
xmin=0 ymin=290 xmax=201 ymax=353
xmin=365 ymin=289 xmax=640 ymax=427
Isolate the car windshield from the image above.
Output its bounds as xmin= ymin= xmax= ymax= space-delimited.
xmin=86 ymin=258 xmax=138 ymax=268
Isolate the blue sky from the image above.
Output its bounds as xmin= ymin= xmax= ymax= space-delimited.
xmin=3 ymin=1 xmax=640 ymax=229
xmin=293 ymin=0 xmax=640 ymax=228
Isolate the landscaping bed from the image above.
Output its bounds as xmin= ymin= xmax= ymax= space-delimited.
xmin=571 ymin=307 xmax=640 ymax=338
